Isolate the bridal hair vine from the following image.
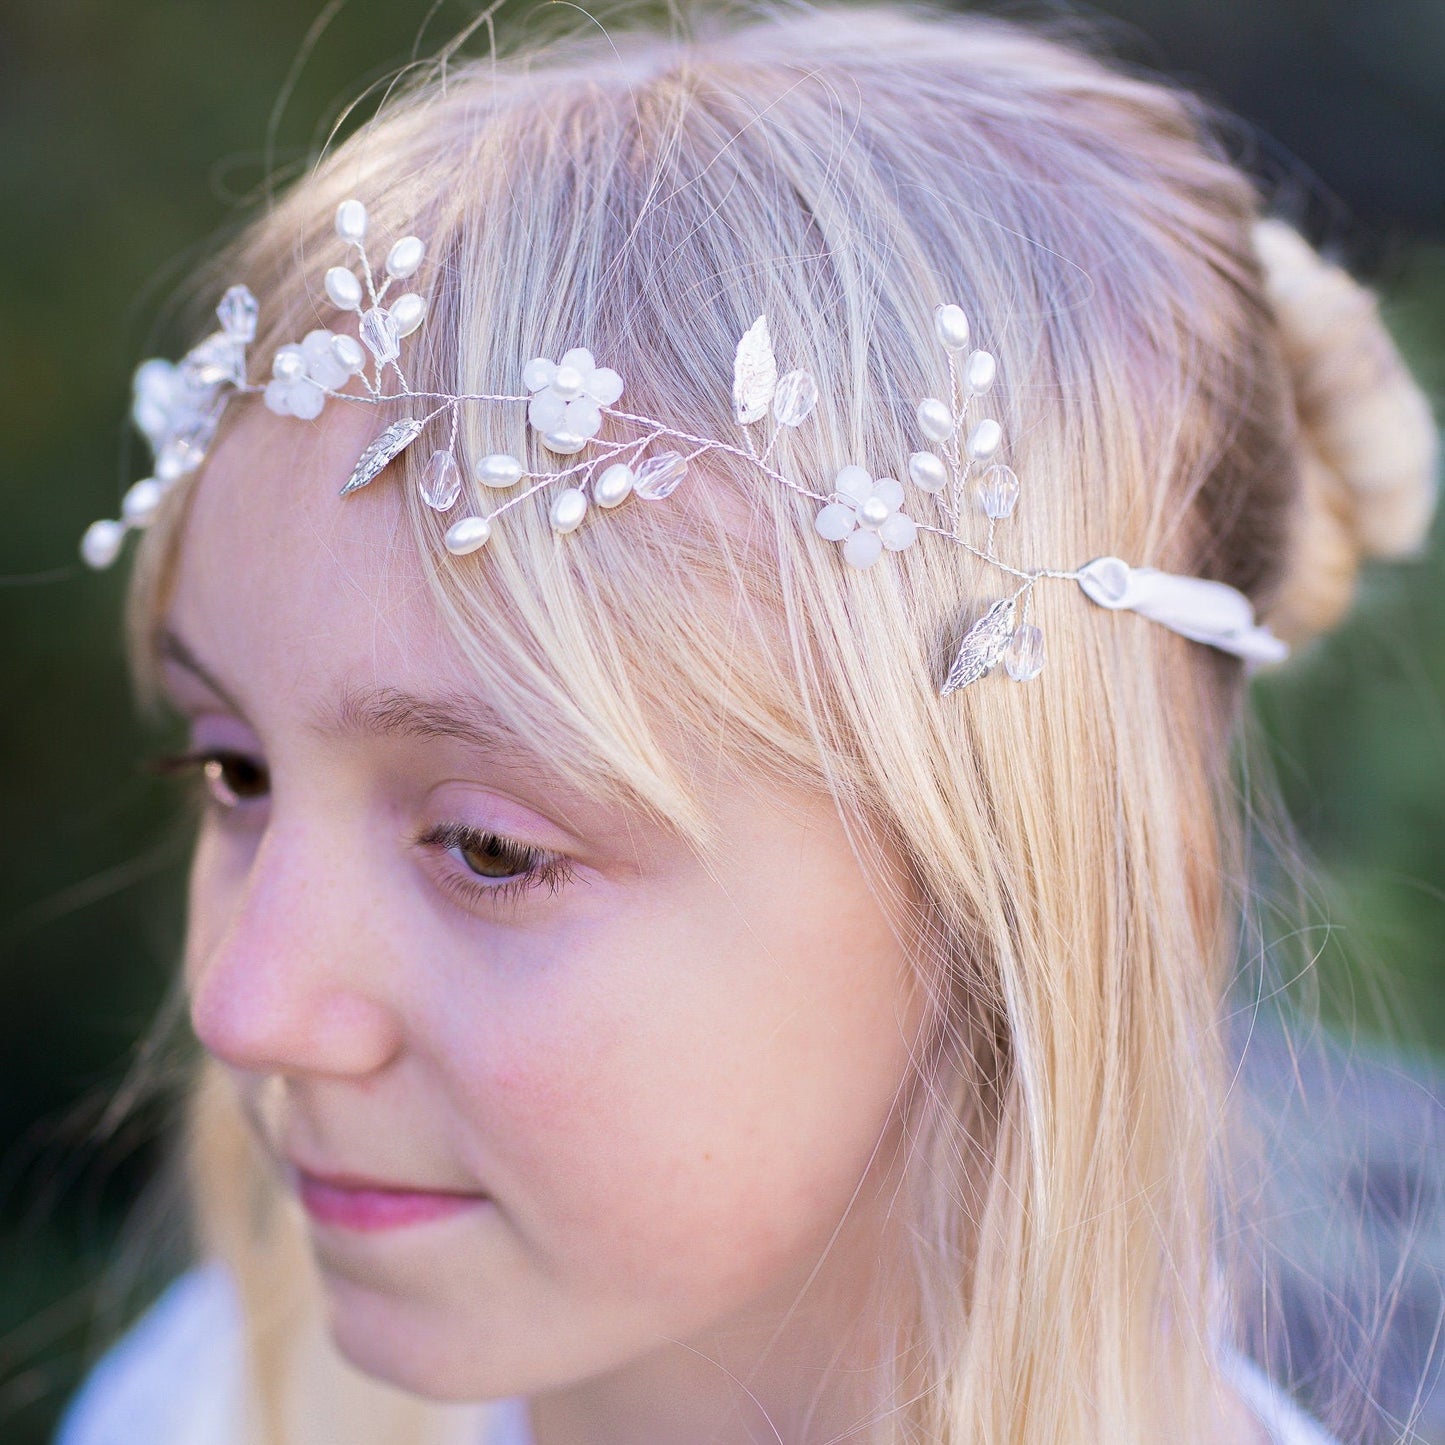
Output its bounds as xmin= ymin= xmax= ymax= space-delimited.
xmin=82 ymin=197 xmax=1288 ymax=694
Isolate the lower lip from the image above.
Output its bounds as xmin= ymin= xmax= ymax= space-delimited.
xmin=297 ymin=1174 xmax=490 ymax=1232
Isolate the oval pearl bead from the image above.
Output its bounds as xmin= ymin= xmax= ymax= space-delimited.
xmin=595 ymin=463 xmax=634 ymax=507
xmin=335 ymin=199 xmax=368 ymax=243
xmin=324 ymin=266 xmax=362 ymax=311
xmin=934 ymin=304 xmax=971 ymax=351
xmin=551 ymin=365 xmax=585 ymax=401
xmin=444 ymin=516 xmax=492 ymax=555
xmin=476 ymin=453 xmax=523 ymax=488
xmin=966 ymin=418 xmax=1003 ymax=461
xmin=389 ymin=293 xmax=427 ymax=337
xmin=857 ymin=495 xmax=891 ymax=529
xmin=908 ymin=451 xmax=947 ymax=493
xmin=80 ymin=518 xmax=126 ymax=570
xmin=121 ymin=477 xmax=164 ymax=527
xmin=386 ymin=236 xmax=425 ymax=279
xmin=916 ymin=398 xmax=953 ymax=443
xmin=550 ymin=487 xmax=588 ymax=533
xmin=543 ymin=431 xmax=587 ymax=455
xmin=330 ymin=334 xmax=366 ymax=374
xmin=964 ymin=350 xmax=997 ymax=394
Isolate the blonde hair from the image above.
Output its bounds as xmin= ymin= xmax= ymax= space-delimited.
xmin=114 ymin=4 xmax=1438 ymax=1442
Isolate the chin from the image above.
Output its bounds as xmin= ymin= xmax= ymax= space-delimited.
xmin=321 ymin=1276 xmax=499 ymax=1402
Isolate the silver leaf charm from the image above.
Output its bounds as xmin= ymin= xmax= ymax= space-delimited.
xmin=340 ymin=418 xmax=424 ymax=496
xmin=732 ymin=314 xmax=778 ymax=425
xmin=941 ymin=598 xmax=1017 ymax=695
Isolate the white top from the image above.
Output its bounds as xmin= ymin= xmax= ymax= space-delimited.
xmin=55 ymin=1263 xmax=1340 ymax=1445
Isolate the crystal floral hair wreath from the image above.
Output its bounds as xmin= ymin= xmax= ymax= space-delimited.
xmin=82 ymin=198 xmax=1288 ymax=694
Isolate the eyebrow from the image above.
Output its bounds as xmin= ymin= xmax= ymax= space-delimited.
xmin=158 ymin=627 xmax=536 ymax=764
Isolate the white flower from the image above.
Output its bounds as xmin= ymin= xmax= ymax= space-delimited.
xmin=523 ymin=347 xmax=624 ymax=453
xmin=814 ymin=464 xmax=919 ymax=568
xmin=131 ymin=351 xmax=226 ymax=480
xmin=263 ymin=329 xmax=362 ymax=421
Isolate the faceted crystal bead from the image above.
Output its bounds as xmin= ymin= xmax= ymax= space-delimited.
xmin=772 ymin=370 xmax=819 ymax=427
xmin=181 ymin=333 xmax=239 ymax=386
xmin=216 ymin=285 xmax=258 ymax=344
xmin=976 ymin=464 xmax=1019 ymax=520
xmin=420 ymin=450 xmax=462 ymax=511
xmin=1003 ymin=624 xmax=1045 ymax=681
xmin=633 ymin=451 xmax=688 ymax=500
xmin=360 ymin=307 xmax=401 ymax=364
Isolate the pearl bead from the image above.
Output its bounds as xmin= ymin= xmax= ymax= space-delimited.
xmin=80 ymin=519 xmax=126 ymax=570
xmin=934 ymin=304 xmax=970 ymax=351
xmin=330 ymin=334 xmax=365 ymax=374
xmin=335 ymin=199 xmax=368 ymax=243
xmin=595 ymin=463 xmax=634 ymax=507
xmin=273 ymin=348 xmax=305 ymax=383
xmin=386 ymin=236 xmax=425 ymax=280
xmin=122 ymin=478 xmax=163 ymax=527
xmin=445 ymin=516 xmax=492 ymax=555
xmin=965 ymin=349 xmax=996 ymax=395
xmin=550 ymin=487 xmax=588 ymax=533
xmin=477 ymin=453 xmax=523 ymax=488
xmin=324 ymin=266 xmax=362 ymax=311
xmin=908 ymin=451 xmax=947 ymax=493
xmin=857 ymin=495 xmax=890 ymax=529
xmin=966 ymin=418 xmax=1003 ymax=461
xmin=388 ymin=293 xmax=427 ymax=338
xmin=917 ymin=398 xmax=953 ymax=443
xmin=543 ymin=431 xmax=587 ymax=455
xmin=551 ymin=366 xmax=585 ymax=401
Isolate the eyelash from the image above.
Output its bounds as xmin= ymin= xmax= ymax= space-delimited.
xmin=149 ymin=750 xmax=574 ymax=906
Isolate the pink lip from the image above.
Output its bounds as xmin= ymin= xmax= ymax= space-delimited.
xmin=294 ymin=1170 xmax=490 ymax=1232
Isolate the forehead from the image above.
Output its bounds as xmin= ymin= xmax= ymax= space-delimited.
xmin=166 ymin=400 xmax=462 ymax=707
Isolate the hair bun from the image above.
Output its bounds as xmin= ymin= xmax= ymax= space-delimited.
xmin=1251 ymin=218 xmax=1439 ymax=648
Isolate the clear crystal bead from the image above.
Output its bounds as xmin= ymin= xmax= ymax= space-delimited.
xmin=1003 ymin=624 xmax=1045 ymax=681
xmin=633 ymin=451 xmax=688 ymax=500
xmin=976 ymin=464 xmax=1019 ymax=519
xmin=772 ymin=370 xmax=819 ymax=427
xmin=180 ymin=333 xmax=238 ymax=387
xmin=216 ymin=285 xmax=258 ymax=344
xmin=419 ymin=450 xmax=462 ymax=511
xmin=359 ymin=306 xmax=401 ymax=364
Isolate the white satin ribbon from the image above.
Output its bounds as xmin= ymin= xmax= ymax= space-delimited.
xmin=1075 ymin=556 xmax=1289 ymax=666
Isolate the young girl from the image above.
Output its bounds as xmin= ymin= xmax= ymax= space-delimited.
xmin=57 ymin=3 xmax=1439 ymax=1442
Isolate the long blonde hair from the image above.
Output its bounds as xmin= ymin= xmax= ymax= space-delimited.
xmin=116 ymin=4 xmax=1438 ymax=1441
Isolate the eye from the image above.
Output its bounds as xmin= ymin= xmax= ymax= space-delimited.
xmin=150 ymin=749 xmax=270 ymax=809
xmin=417 ymin=821 xmax=575 ymax=904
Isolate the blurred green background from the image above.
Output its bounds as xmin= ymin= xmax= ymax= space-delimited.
xmin=1 ymin=3 xmax=1441 ymax=1443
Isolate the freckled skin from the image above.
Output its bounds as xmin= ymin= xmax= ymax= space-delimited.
xmin=170 ymin=404 xmax=928 ymax=1444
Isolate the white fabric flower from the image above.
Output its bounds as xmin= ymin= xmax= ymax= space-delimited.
xmin=814 ymin=464 xmax=919 ymax=568
xmin=263 ymin=329 xmax=360 ymax=421
xmin=523 ymin=347 xmax=624 ymax=453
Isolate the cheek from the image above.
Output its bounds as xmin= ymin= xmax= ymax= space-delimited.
xmin=436 ymin=876 xmax=919 ymax=1307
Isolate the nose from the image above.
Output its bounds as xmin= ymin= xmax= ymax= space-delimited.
xmin=185 ymin=816 xmax=405 ymax=1080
